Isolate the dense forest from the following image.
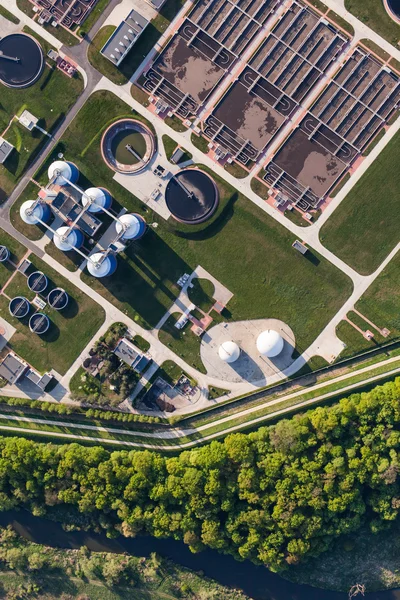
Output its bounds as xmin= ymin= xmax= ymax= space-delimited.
xmin=0 ymin=378 xmax=399 ymax=572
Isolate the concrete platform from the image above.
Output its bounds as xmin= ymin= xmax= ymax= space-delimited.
xmin=200 ymin=318 xmax=295 ymax=386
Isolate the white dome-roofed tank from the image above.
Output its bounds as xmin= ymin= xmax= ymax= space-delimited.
xmin=20 ymin=200 xmax=51 ymax=225
xmin=53 ymin=226 xmax=84 ymax=252
xmin=218 ymin=341 xmax=241 ymax=364
xmin=48 ymin=160 xmax=79 ymax=186
xmin=116 ymin=213 xmax=146 ymax=240
xmin=256 ymin=329 xmax=284 ymax=358
xmin=82 ymin=187 xmax=112 ymax=213
xmin=87 ymin=252 xmax=117 ymax=278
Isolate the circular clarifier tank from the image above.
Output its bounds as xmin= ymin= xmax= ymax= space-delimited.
xmin=82 ymin=187 xmax=112 ymax=213
xmin=9 ymin=296 xmax=30 ymax=319
xmin=29 ymin=312 xmax=50 ymax=335
xmin=116 ymin=213 xmax=146 ymax=240
xmin=101 ymin=119 xmax=156 ymax=174
xmin=0 ymin=33 xmax=43 ymax=88
xmin=20 ymin=200 xmax=51 ymax=225
xmin=87 ymin=252 xmax=117 ymax=278
xmin=54 ymin=226 xmax=84 ymax=252
xmin=48 ymin=288 xmax=68 ymax=310
xmin=165 ymin=168 xmax=219 ymax=225
xmin=27 ymin=271 xmax=48 ymax=294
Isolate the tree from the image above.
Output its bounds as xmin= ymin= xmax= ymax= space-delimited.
xmin=102 ymin=558 xmax=126 ymax=585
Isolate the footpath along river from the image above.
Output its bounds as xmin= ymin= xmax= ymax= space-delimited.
xmin=0 ymin=510 xmax=399 ymax=600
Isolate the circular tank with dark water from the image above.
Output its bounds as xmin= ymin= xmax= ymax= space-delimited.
xmin=0 ymin=33 xmax=43 ymax=88
xmin=48 ymin=288 xmax=68 ymax=311
xmin=387 ymin=0 xmax=400 ymax=19
xmin=9 ymin=297 xmax=30 ymax=319
xmin=0 ymin=246 xmax=9 ymax=263
xmin=29 ymin=313 xmax=50 ymax=335
xmin=101 ymin=119 xmax=156 ymax=174
xmin=165 ymin=168 xmax=219 ymax=225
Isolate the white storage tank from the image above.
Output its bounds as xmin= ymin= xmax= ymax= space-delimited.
xmin=87 ymin=252 xmax=117 ymax=278
xmin=218 ymin=341 xmax=240 ymax=364
xmin=256 ymin=330 xmax=284 ymax=358
xmin=19 ymin=200 xmax=51 ymax=225
xmin=82 ymin=187 xmax=112 ymax=213
xmin=48 ymin=160 xmax=79 ymax=186
xmin=116 ymin=213 xmax=146 ymax=240
xmin=53 ymin=226 xmax=84 ymax=252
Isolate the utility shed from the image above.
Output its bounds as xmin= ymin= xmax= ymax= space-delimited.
xmin=114 ymin=337 xmax=151 ymax=373
xmin=0 ymin=137 xmax=14 ymax=164
xmin=101 ymin=9 xmax=149 ymax=66
xmin=0 ymin=353 xmax=28 ymax=384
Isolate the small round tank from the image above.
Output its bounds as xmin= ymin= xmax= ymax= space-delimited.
xmin=218 ymin=341 xmax=240 ymax=364
xmin=27 ymin=271 xmax=48 ymax=294
xmin=53 ymin=226 xmax=84 ymax=252
xmin=87 ymin=252 xmax=117 ymax=278
xmin=0 ymin=246 xmax=9 ymax=263
xmin=47 ymin=287 xmax=68 ymax=310
xmin=82 ymin=187 xmax=112 ymax=213
xmin=116 ymin=213 xmax=146 ymax=240
xmin=29 ymin=312 xmax=50 ymax=335
xmin=256 ymin=330 xmax=284 ymax=358
xmin=48 ymin=160 xmax=79 ymax=185
xmin=20 ymin=200 xmax=51 ymax=225
xmin=9 ymin=296 xmax=30 ymax=319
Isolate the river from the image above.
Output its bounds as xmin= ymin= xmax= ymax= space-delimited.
xmin=0 ymin=510 xmax=399 ymax=600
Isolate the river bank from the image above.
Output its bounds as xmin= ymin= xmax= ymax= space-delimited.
xmin=0 ymin=510 xmax=399 ymax=600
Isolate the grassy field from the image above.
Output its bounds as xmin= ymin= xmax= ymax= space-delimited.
xmin=28 ymin=91 xmax=352 ymax=354
xmin=224 ymin=162 xmax=249 ymax=179
xmin=345 ymin=0 xmax=400 ymax=46
xmin=187 ymin=278 xmax=215 ymax=312
xmin=250 ymin=177 xmax=269 ymax=200
xmin=0 ymin=5 xmax=20 ymax=23
xmin=158 ymin=313 xmax=206 ymax=373
xmin=0 ymin=256 xmax=105 ymax=374
xmin=0 ymin=29 xmax=83 ymax=201
xmin=0 ymin=229 xmax=26 ymax=288
xmin=88 ymin=26 xmax=127 ymax=85
xmin=320 ymin=130 xmax=400 ymax=275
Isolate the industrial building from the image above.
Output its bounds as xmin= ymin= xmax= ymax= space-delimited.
xmin=19 ymin=160 xmax=148 ymax=278
xmin=0 ymin=352 xmax=53 ymax=391
xmin=0 ymin=137 xmax=14 ymax=165
xmin=113 ymin=337 xmax=151 ymax=373
xmin=101 ymin=9 xmax=149 ymax=66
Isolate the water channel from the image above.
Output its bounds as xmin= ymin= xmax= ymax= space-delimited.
xmin=0 ymin=510 xmax=399 ymax=600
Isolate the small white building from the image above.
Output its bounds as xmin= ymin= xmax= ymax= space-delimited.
xmin=19 ymin=110 xmax=39 ymax=131
xmin=0 ymin=137 xmax=14 ymax=164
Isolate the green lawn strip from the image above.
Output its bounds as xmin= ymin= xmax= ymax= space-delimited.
xmin=284 ymin=208 xmax=311 ymax=227
xmin=345 ymin=0 xmax=400 ymax=47
xmin=208 ymin=386 xmax=230 ymax=400
xmin=0 ymin=27 xmax=83 ymax=199
xmin=360 ymin=38 xmax=391 ymax=62
xmin=32 ymin=90 xmax=352 ymax=350
xmin=130 ymin=83 xmax=150 ymax=107
xmin=1 ymin=256 xmax=105 ymax=375
xmin=158 ymin=314 xmax=206 ymax=374
xmin=77 ymin=0 xmax=110 ymax=36
xmin=0 ymin=228 xmax=26 ymax=265
xmin=88 ymin=26 xmax=127 ymax=85
xmin=390 ymin=57 xmax=400 ymax=73
xmin=224 ymin=162 xmax=248 ymax=179
xmin=10 ymin=182 xmax=50 ymax=241
xmin=165 ymin=115 xmax=188 ymax=132
xmin=162 ymin=134 xmax=178 ymax=160
xmin=336 ymin=320 xmax=383 ymax=360
xmin=326 ymin=10 xmax=354 ymax=35
xmin=307 ymin=0 xmax=328 ymax=13
xmin=362 ymin=129 xmax=386 ymax=156
xmin=132 ymin=334 xmax=150 ymax=353
xmin=0 ymin=5 xmax=20 ymax=23
xmin=250 ymin=177 xmax=269 ymax=200
xmin=320 ymin=129 xmax=400 ymax=274
xmin=44 ymin=241 xmax=83 ymax=272
xmin=191 ymin=133 xmax=209 ymax=153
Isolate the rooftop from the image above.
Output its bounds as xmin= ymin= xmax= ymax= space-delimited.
xmin=101 ymin=9 xmax=149 ymax=66
xmin=114 ymin=337 xmax=150 ymax=373
xmin=0 ymin=137 xmax=14 ymax=165
xmin=0 ymin=353 xmax=28 ymax=385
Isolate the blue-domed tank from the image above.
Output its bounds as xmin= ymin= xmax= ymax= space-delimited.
xmin=82 ymin=187 xmax=112 ymax=213
xmin=87 ymin=252 xmax=117 ymax=278
xmin=116 ymin=213 xmax=146 ymax=240
xmin=20 ymin=200 xmax=51 ymax=225
xmin=48 ymin=160 xmax=79 ymax=186
xmin=54 ymin=226 xmax=84 ymax=252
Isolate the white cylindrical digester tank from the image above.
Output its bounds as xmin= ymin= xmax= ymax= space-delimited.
xmin=53 ymin=226 xmax=84 ymax=252
xmin=116 ymin=213 xmax=146 ymax=240
xmin=256 ymin=330 xmax=284 ymax=358
xmin=87 ymin=252 xmax=117 ymax=278
xmin=20 ymin=200 xmax=51 ymax=225
xmin=48 ymin=160 xmax=79 ymax=185
xmin=218 ymin=341 xmax=240 ymax=364
xmin=82 ymin=187 xmax=112 ymax=213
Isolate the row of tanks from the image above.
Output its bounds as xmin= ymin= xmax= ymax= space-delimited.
xmin=219 ymin=330 xmax=285 ymax=364
xmin=19 ymin=161 xmax=147 ymax=278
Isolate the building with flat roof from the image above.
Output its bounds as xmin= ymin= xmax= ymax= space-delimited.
xmin=101 ymin=9 xmax=149 ymax=66
xmin=114 ymin=337 xmax=150 ymax=373
xmin=50 ymin=190 xmax=102 ymax=237
xmin=0 ymin=353 xmax=28 ymax=384
xmin=25 ymin=369 xmax=53 ymax=391
xmin=19 ymin=110 xmax=38 ymax=131
xmin=0 ymin=137 xmax=14 ymax=165
xmin=144 ymin=0 xmax=167 ymax=10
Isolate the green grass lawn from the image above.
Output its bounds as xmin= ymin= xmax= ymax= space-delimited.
xmin=165 ymin=115 xmax=188 ymax=132
xmin=224 ymin=162 xmax=249 ymax=179
xmin=0 ymin=229 xmax=26 ymax=288
xmin=0 ymin=5 xmax=20 ymax=23
xmin=158 ymin=313 xmax=206 ymax=373
xmin=0 ymin=256 xmax=105 ymax=374
xmin=320 ymin=130 xmax=400 ymax=275
xmin=88 ymin=26 xmax=127 ymax=85
xmin=28 ymin=90 xmax=352 ymax=354
xmin=0 ymin=29 xmax=83 ymax=201
xmin=162 ymin=135 xmax=192 ymax=163
xmin=250 ymin=177 xmax=269 ymax=200
xmin=10 ymin=182 xmax=52 ymax=241
xmin=187 ymin=278 xmax=215 ymax=312
xmin=191 ymin=133 xmax=209 ymax=153
xmin=345 ymin=0 xmax=400 ymax=46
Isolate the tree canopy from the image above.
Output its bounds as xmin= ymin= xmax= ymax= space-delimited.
xmin=0 ymin=377 xmax=400 ymax=572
